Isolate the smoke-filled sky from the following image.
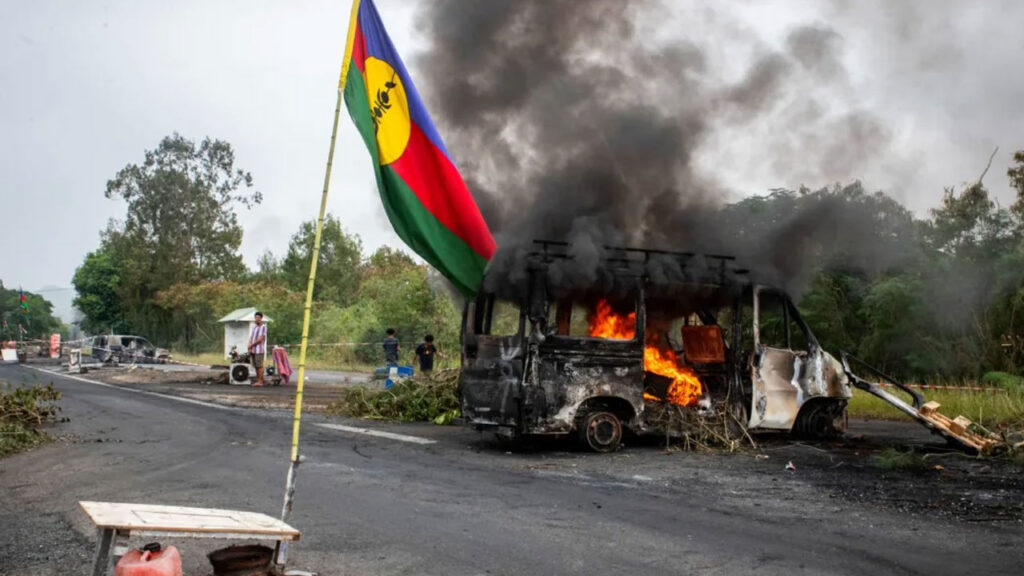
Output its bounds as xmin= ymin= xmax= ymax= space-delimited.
xmin=2 ymin=0 xmax=1023 ymax=317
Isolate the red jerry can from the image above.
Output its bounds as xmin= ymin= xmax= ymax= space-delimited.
xmin=114 ymin=543 xmax=183 ymax=576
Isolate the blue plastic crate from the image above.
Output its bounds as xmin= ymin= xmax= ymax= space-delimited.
xmin=384 ymin=364 xmax=414 ymax=388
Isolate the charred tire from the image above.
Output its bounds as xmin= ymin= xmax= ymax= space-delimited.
xmin=231 ymin=364 xmax=251 ymax=383
xmin=577 ymin=410 xmax=623 ymax=453
xmin=793 ymin=400 xmax=845 ymax=440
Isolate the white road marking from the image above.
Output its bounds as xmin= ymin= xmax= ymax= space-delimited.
xmin=24 ymin=366 xmax=237 ymax=412
xmin=23 ymin=366 xmax=435 ymax=444
xmin=315 ymin=423 xmax=436 ymax=445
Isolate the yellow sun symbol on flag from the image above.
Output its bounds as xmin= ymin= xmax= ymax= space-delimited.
xmin=363 ymin=57 xmax=411 ymax=165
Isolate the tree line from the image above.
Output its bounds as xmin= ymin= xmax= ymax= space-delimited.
xmin=72 ymin=134 xmax=458 ymax=365
xmin=0 ymin=283 xmax=61 ymax=341
xmin=72 ymin=134 xmax=1024 ymax=379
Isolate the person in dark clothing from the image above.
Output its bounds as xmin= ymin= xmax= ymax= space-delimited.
xmin=382 ymin=328 xmax=400 ymax=365
xmin=415 ymin=334 xmax=442 ymax=374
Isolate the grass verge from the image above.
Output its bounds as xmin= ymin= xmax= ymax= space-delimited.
xmin=326 ymin=369 xmax=459 ymax=424
xmin=847 ymin=386 xmax=1024 ymax=429
xmin=0 ymin=382 xmax=62 ymax=457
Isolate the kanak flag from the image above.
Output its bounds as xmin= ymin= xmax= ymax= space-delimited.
xmin=340 ymin=0 xmax=496 ymax=296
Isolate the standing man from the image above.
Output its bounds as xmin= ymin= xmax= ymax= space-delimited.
xmin=414 ymin=334 xmax=442 ymax=375
xmin=382 ymin=328 xmax=400 ymax=365
xmin=248 ymin=311 xmax=267 ymax=387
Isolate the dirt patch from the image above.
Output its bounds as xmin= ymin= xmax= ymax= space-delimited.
xmin=81 ymin=366 xmax=372 ymax=412
xmin=102 ymin=367 xmax=221 ymax=386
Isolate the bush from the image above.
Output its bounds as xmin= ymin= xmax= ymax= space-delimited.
xmin=0 ymin=383 xmax=62 ymax=457
xmin=327 ymin=370 xmax=459 ymax=424
xmin=0 ymin=422 xmax=49 ymax=457
xmin=1 ymin=383 xmax=61 ymax=426
xmin=981 ymin=371 xmax=1024 ymax=390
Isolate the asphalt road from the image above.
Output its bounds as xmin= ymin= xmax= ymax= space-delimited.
xmin=1 ymin=363 xmax=1022 ymax=575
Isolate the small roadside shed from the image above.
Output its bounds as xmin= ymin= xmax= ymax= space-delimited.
xmin=218 ymin=307 xmax=273 ymax=359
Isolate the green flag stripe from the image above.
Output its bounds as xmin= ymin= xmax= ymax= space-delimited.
xmin=344 ymin=62 xmax=488 ymax=296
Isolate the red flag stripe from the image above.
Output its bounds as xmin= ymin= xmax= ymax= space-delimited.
xmin=351 ymin=23 xmax=367 ymax=73
xmin=390 ymin=123 xmax=496 ymax=261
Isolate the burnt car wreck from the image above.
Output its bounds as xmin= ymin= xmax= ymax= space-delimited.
xmin=458 ymin=241 xmax=853 ymax=452
xmin=459 ymin=241 xmax=1005 ymax=453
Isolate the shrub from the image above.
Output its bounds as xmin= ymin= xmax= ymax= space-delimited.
xmin=981 ymin=371 xmax=1024 ymax=391
xmin=0 ymin=383 xmax=62 ymax=457
xmin=327 ymin=370 xmax=459 ymax=424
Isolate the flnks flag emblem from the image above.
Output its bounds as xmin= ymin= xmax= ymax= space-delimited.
xmin=366 ymin=58 xmax=409 ymax=165
xmin=341 ymin=0 xmax=496 ymax=296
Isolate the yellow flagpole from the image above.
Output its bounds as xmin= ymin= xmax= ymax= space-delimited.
xmin=280 ymin=0 xmax=362 ymax=531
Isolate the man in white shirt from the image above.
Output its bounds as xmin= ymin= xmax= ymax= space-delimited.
xmin=248 ymin=311 xmax=268 ymax=387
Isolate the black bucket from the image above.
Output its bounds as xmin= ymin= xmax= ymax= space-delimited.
xmin=207 ymin=544 xmax=274 ymax=576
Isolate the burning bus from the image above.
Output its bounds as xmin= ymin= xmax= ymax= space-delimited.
xmin=457 ymin=241 xmax=853 ymax=452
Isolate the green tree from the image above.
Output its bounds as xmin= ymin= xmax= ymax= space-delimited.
xmin=72 ymin=249 xmax=125 ymax=334
xmin=105 ymin=133 xmax=260 ymax=286
xmin=799 ymin=269 xmax=869 ymax=354
xmin=280 ymin=214 xmax=363 ymax=306
xmin=1007 ymin=150 xmax=1024 ymax=223
xmin=0 ymin=282 xmax=62 ymax=339
xmin=856 ymin=275 xmax=945 ymax=377
xmin=78 ymin=134 xmax=260 ymax=343
xmin=315 ymin=247 xmax=460 ymax=366
xmin=924 ymin=181 xmax=1013 ymax=262
xmin=155 ymin=280 xmax=305 ymax=352
xmin=249 ymin=249 xmax=284 ymax=284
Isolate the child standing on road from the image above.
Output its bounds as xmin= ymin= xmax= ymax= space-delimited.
xmin=415 ymin=334 xmax=442 ymax=375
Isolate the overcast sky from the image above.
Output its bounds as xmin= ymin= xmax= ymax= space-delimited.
xmin=2 ymin=1 xmax=1023 ymax=320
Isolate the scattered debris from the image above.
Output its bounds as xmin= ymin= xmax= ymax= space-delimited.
xmin=842 ymin=352 xmax=1006 ymax=453
xmin=917 ymin=401 xmax=1000 ymax=452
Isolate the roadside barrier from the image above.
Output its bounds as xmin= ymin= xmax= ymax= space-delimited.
xmin=276 ymin=341 xmax=377 ymax=348
xmin=876 ymin=382 xmax=1010 ymax=394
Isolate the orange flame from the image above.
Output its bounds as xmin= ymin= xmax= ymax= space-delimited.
xmin=588 ymin=299 xmax=702 ymax=406
xmin=644 ymin=344 xmax=703 ymax=406
xmin=588 ymin=299 xmax=636 ymax=339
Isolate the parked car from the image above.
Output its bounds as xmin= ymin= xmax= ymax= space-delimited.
xmin=90 ymin=335 xmax=171 ymax=364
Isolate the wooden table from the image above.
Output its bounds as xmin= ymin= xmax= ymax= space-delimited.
xmin=80 ymin=501 xmax=301 ymax=576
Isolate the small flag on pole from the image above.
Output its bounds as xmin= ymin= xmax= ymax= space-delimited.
xmin=19 ymin=289 xmax=29 ymax=314
xmin=340 ymin=0 xmax=496 ymax=296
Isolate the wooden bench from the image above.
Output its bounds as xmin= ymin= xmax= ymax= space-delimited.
xmin=80 ymin=501 xmax=300 ymax=576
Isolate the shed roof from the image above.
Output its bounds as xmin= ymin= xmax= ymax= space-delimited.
xmin=218 ymin=307 xmax=273 ymax=323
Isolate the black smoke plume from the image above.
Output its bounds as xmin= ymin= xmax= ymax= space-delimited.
xmin=414 ymin=1 xmax=900 ymax=297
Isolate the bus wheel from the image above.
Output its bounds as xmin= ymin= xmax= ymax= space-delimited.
xmin=578 ymin=410 xmax=622 ymax=453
